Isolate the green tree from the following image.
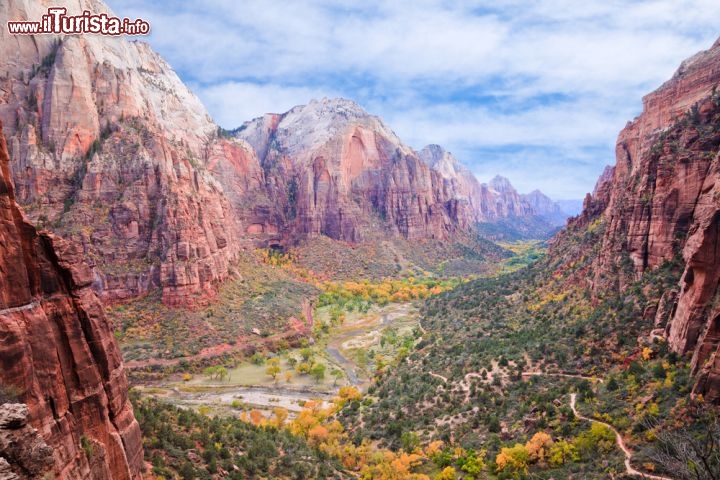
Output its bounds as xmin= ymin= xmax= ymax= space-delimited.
xmin=266 ymin=358 xmax=281 ymax=381
xmin=331 ymin=368 xmax=344 ymax=386
xmin=575 ymin=423 xmax=615 ymax=457
xmin=203 ymin=365 xmax=228 ymax=381
xmin=250 ymin=352 xmax=265 ymax=365
xmin=310 ymin=363 xmax=326 ymax=383
xmin=401 ymin=431 xmax=420 ymax=452
xmin=300 ymin=348 xmax=314 ymax=362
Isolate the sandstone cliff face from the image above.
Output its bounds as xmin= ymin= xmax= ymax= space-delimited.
xmin=566 ymin=38 xmax=720 ymax=401
xmin=234 ymin=100 xmax=562 ymax=244
xmin=1 ymin=0 xmax=243 ymax=306
xmin=417 ymin=146 xmax=541 ymax=222
xmin=234 ymin=99 xmax=467 ymax=242
xmin=415 ymin=145 xmax=560 ymax=224
xmin=486 ymin=175 xmax=534 ymax=219
xmin=0 ymin=122 xmax=143 ymax=478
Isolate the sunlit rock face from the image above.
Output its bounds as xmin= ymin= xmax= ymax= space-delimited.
xmin=1 ymin=0 xmax=246 ymax=306
xmin=235 ymin=99 xmax=557 ymax=244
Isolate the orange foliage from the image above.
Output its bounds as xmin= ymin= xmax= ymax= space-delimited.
xmin=249 ymin=409 xmax=265 ymax=426
xmin=424 ymin=440 xmax=444 ymax=457
xmin=526 ymin=431 xmax=553 ymax=462
xmin=308 ymin=425 xmax=329 ymax=446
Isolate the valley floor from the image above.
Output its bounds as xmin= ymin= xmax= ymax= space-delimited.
xmin=125 ymin=240 xmax=716 ymax=479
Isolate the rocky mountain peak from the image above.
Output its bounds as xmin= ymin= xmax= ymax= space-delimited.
xmin=488 ymin=175 xmax=515 ymax=194
xmin=418 ymin=144 xmax=470 ymax=180
xmin=238 ymin=97 xmax=409 ymax=166
xmin=288 ymin=97 xmax=372 ymax=121
xmin=521 ymin=189 xmax=566 ymax=227
xmin=522 ymin=189 xmax=554 ymax=209
xmin=1 ymin=0 xmax=242 ymax=306
xmin=1 ymin=0 xmax=215 ymax=161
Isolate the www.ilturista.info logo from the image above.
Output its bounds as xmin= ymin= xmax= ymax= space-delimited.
xmin=7 ymin=7 xmax=150 ymax=35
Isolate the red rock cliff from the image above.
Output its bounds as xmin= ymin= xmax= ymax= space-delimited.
xmin=234 ymin=99 xmax=557 ymax=244
xmin=1 ymin=0 xmax=244 ymax=307
xmin=565 ymin=38 xmax=720 ymax=401
xmin=0 ymin=120 xmax=143 ymax=478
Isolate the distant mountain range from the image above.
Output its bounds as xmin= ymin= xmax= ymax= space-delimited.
xmin=234 ymin=99 xmax=571 ymax=243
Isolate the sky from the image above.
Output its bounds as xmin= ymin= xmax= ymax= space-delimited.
xmin=106 ymin=0 xmax=720 ymax=199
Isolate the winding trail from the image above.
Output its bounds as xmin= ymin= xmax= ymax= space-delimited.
xmin=569 ymin=393 xmax=674 ymax=480
xmin=428 ymin=371 xmax=448 ymax=383
xmin=0 ymin=301 xmax=39 ymax=316
xmin=428 ymin=365 xmax=670 ymax=479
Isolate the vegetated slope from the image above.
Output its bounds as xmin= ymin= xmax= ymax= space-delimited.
xmin=340 ymin=38 xmax=720 ymax=478
xmin=133 ymin=395 xmax=345 ymax=480
xmin=343 ymin=226 xmax=691 ymax=477
xmin=111 ymin=250 xmax=319 ymax=362
xmin=576 ymin=38 xmax=720 ymax=401
xmin=0 ymin=118 xmax=144 ymax=478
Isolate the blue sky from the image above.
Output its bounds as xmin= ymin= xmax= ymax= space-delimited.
xmin=106 ymin=0 xmax=720 ymax=199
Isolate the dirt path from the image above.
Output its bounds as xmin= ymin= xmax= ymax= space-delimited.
xmin=569 ymin=393 xmax=674 ymax=480
xmin=426 ymin=361 xmax=668 ymax=479
xmin=0 ymin=301 xmax=39 ymax=316
xmin=428 ymin=371 xmax=448 ymax=383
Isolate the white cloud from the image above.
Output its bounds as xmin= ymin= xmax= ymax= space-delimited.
xmin=105 ymin=0 xmax=720 ymax=198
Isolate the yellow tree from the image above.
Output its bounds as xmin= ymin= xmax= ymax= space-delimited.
xmin=266 ymin=357 xmax=281 ymax=381
xmin=525 ymin=431 xmax=553 ymax=463
xmin=495 ymin=443 xmax=530 ymax=478
xmin=548 ymin=440 xmax=579 ymax=466
xmin=271 ymin=407 xmax=288 ymax=428
xmin=435 ymin=466 xmax=456 ymax=480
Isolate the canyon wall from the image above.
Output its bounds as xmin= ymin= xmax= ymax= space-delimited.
xmin=235 ymin=100 xmax=560 ymax=244
xmin=0 ymin=120 xmax=143 ymax=478
xmin=1 ymin=0 xmax=244 ymax=306
xmin=566 ymin=38 xmax=720 ymax=401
